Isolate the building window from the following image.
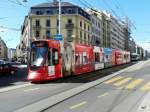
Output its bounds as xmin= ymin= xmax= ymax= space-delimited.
xmin=57 ymin=19 xmax=59 ymax=27
xmin=56 ymin=9 xmax=59 ymax=14
xmin=84 ymin=23 xmax=86 ymax=30
xmin=80 ymin=21 xmax=82 ymax=27
xmin=84 ymin=33 xmax=86 ymax=42
xmin=46 ymin=30 xmax=50 ymax=37
xmin=35 ymin=20 xmax=40 ymax=26
xmin=36 ymin=11 xmax=40 ymax=15
xmin=88 ymin=34 xmax=90 ymax=43
xmin=88 ymin=25 xmax=90 ymax=31
xmin=35 ymin=30 xmax=40 ymax=38
xmin=68 ymin=9 xmax=72 ymax=14
xmin=68 ymin=30 xmax=72 ymax=36
xmin=67 ymin=30 xmax=73 ymax=42
xmin=36 ymin=10 xmax=43 ymax=15
xmin=62 ymin=9 xmax=66 ymax=14
xmin=46 ymin=10 xmax=50 ymax=14
xmin=46 ymin=10 xmax=53 ymax=14
xmin=68 ymin=19 xmax=72 ymax=24
xmin=46 ymin=19 xmax=50 ymax=27
xmin=80 ymin=31 xmax=82 ymax=38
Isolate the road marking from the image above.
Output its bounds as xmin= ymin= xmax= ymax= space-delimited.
xmin=140 ymin=81 xmax=150 ymax=92
xmin=118 ymin=87 xmax=123 ymax=89
xmin=104 ymin=76 xmax=123 ymax=84
xmin=126 ymin=79 xmax=144 ymax=89
xmin=24 ymin=88 xmax=40 ymax=92
xmin=114 ymin=77 xmax=132 ymax=87
xmin=70 ymin=101 xmax=87 ymax=109
xmin=0 ymin=83 xmax=33 ymax=93
xmin=98 ymin=92 xmax=109 ymax=98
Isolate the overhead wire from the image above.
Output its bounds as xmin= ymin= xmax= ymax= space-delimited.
xmin=101 ymin=0 xmax=122 ymax=22
xmin=6 ymin=0 xmax=30 ymax=8
xmin=0 ymin=26 xmax=20 ymax=31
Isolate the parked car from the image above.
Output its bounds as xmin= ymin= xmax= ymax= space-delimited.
xmin=0 ymin=60 xmax=5 ymax=64
xmin=0 ymin=62 xmax=20 ymax=75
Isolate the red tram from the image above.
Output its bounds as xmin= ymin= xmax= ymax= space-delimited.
xmin=27 ymin=39 xmax=130 ymax=82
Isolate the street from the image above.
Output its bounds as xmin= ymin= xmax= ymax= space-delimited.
xmin=0 ymin=61 xmax=133 ymax=112
xmin=43 ymin=60 xmax=150 ymax=112
xmin=0 ymin=60 xmax=150 ymax=112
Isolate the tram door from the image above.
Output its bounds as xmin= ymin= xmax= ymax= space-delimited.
xmin=47 ymin=48 xmax=62 ymax=78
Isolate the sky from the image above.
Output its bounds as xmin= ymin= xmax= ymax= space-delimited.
xmin=0 ymin=0 xmax=150 ymax=51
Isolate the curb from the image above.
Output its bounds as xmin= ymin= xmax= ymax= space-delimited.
xmin=15 ymin=61 xmax=147 ymax=112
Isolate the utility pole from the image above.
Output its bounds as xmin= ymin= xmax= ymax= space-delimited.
xmin=58 ymin=0 xmax=61 ymax=35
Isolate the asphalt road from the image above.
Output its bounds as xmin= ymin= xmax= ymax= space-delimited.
xmin=44 ymin=60 xmax=150 ymax=112
xmin=0 ymin=62 xmax=139 ymax=112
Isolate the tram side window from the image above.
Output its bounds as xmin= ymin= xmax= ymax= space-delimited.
xmin=100 ymin=53 xmax=104 ymax=62
xmin=80 ymin=54 xmax=82 ymax=65
xmin=48 ymin=48 xmax=59 ymax=66
xmin=95 ymin=52 xmax=100 ymax=63
xmin=48 ymin=49 xmax=53 ymax=66
xmin=75 ymin=54 xmax=80 ymax=66
xmin=52 ymin=49 xmax=59 ymax=65
xmin=83 ymin=52 xmax=88 ymax=65
xmin=105 ymin=54 xmax=111 ymax=62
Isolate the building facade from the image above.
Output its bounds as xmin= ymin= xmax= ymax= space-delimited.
xmin=21 ymin=1 xmax=92 ymax=47
xmin=109 ymin=15 xmax=126 ymax=50
xmin=0 ymin=37 xmax=8 ymax=60
xmin=8 ymin=48 xmax=16 ymax=61
xmin=88 ymin=9 xmax=103 ymax=46
xmin=20 ymin=1 xmax=92 ymax=62
xmin=101 ymin=11 xmax=111 ymax=48
xmin=128 ymin=37 xmax=136 ymax=53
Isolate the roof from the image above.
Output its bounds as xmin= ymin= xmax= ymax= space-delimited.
xmin=31 ymin=2 xmax=78 ymax=8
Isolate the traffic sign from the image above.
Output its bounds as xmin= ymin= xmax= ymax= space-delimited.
xmin=54 ymin=34 xmax=63 ymax=41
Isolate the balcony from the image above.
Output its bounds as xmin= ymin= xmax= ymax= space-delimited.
xmin=33 ymin=25 xmax=41 ymax=30
xmin=65 ymin=23 xmax=74 ymax=29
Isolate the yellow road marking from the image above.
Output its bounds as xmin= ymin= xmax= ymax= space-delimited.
xmin=140 ymin=81 xmax=150 ymax=92
xmin=104 ymin=76 xmax=123 ymax=84
xmin=70 ymin=101 xmax=87 ymax=109
xmin=118 ymin=87 xmax=123 ymax=89
xmin=126 ymin=79 xmax=144 ymax=89
xmin=114 ymin=77 xmax=132 ymax=87
xmin=98 ymin=92 xmax=109 ymax=98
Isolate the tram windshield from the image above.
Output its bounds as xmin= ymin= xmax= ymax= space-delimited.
xmin=30 ymin=47 xmax=48 ymax=67
xmin=30 ymin=41 xmax=48 ymax=67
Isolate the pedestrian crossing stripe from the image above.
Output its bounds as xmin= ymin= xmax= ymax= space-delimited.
xmin=126 ymin=79 xmax=144 ymax=89
xmin=140 ymin=81 xmax=150 ymax=92
xmin=114 ymin=77 xmax=132 ymax=87
xmin=104 ymin=76 xmax=150 ymax=92
xmin=104 ymin=76 xmax=123 ymax=84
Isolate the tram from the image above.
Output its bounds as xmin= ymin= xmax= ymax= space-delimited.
xmin=27 ymin=39 xmax=130 ymax=82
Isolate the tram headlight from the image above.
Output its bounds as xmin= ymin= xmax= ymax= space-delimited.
xmin=28 ymin=72 xmax=37 ymax=79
